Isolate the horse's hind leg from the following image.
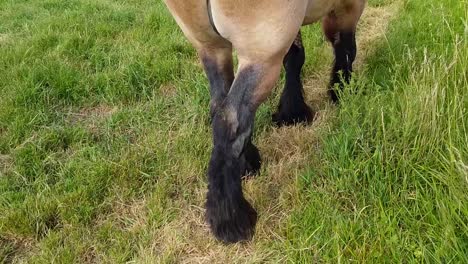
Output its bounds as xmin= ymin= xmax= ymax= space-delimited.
xmin=272 ymin=31 xmax=314 ymax=126
xmin=323 ymin=1 xmax=365 ymax=102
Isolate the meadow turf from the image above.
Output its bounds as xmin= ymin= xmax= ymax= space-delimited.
xmin=0 ymin=0 xmax=466 ymax=263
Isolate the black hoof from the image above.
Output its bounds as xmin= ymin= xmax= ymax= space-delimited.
xmin=206 ymin=196 xmax=257 ymax=243
xmin=272 ymin=102 xmax=314 ymax=127
xmin=239 ymin=142 xmax=261 ymax=177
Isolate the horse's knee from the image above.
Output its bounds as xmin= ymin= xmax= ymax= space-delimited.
xmin=218 ymin=65 xmax=261 ymax=151
xmin=212 ymin=105 xmax=244 ymax=156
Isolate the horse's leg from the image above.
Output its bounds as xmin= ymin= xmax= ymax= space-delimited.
xmin=323 ymin=2 xmax=365 ymax=102
xmin=199 ymin=47 xmax=261 ymax=177
xmin=206 ymin=57 xmax=283 ymax=243
xmin=272 ymin=31 xmax=314 ymax=126
xmin=328 ymin=29 xmax=356 ymax=102
xmin=201 ymin=0 xmax=307 ymax=243
xmin=199 ymin=46 xmax=234 ymax=119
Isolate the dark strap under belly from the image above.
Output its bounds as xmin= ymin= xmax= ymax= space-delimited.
xmin=207 ymin=0 xmax=221 ymax=35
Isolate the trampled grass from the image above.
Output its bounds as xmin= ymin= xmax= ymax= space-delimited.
xmin=0 ymin=0 xmax=466 ymax=263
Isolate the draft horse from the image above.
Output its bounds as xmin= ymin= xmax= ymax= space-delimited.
xmin=164 ymin=0 xmax=366 ymax=243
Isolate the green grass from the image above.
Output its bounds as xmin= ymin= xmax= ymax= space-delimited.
xmin=277 ymin=0 xmax=468 ymax=262
xmin=0 ymin=0 xmax=466 ymax=263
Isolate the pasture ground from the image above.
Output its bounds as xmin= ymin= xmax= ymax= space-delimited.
xmin=0 ymin=0 xmax=467 ymax=263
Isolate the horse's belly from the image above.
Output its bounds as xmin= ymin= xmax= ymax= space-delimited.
xmin=303 ymin=0 xmax=337 ymax=25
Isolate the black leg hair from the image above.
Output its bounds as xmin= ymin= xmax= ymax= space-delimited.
xmin=238 ymin=136 xmax=261 ymax=177
xmin=329 ymin=31 xmax=357 ymax=103
xmin=272 ymin=31 xmax=314 ymax=126
xmin=200 ymin=50 xmax=234 ymax=119
xmin=201 ymin=51 xmax=261 ymax=178
xmin=205 ymin=65 xmax=262 ymax=243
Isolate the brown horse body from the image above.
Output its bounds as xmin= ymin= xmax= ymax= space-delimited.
xmin=164 ymin=0 xmax=366 ymax=243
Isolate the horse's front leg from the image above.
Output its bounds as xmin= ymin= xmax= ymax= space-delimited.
xmin=205 ymin=59 xmax=282 ymax=243
xmin=200 ymin=47 xmax=261 ymax=178
xmin=199 ymin=46 xmax=234 ymax=119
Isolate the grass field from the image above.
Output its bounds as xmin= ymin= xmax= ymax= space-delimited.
xmin=0 ymin=0 xmax=467 ymax=263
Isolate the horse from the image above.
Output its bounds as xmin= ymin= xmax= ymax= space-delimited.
xmin=164 ymin=0 xmax=366 ymax=243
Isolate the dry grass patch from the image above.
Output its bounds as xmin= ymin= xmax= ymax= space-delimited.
xmin=0 ymin=154 xmax=12 ymax=175
xmin=0 ymin=33 xmax=9 ymax=44
xmin=0 ymin=234 xmax=36 ymax=263
xmin=355 ymin=0 xmax=402 ymax=67
xmin=65 ymin=105 xmax=117 ymax=125
xmin=159 ymin=84 xmax=178 ymax=98
xmin=98 ymin=196 xmax=149 ymax=232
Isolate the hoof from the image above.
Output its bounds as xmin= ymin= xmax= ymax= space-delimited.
xmin=206 ymin=196 xmax=257 ymax=243
xmin=272 ymin=102 xmax=314 ymax=127
xmin=239 ymin=142 xmax=261 ymax=177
